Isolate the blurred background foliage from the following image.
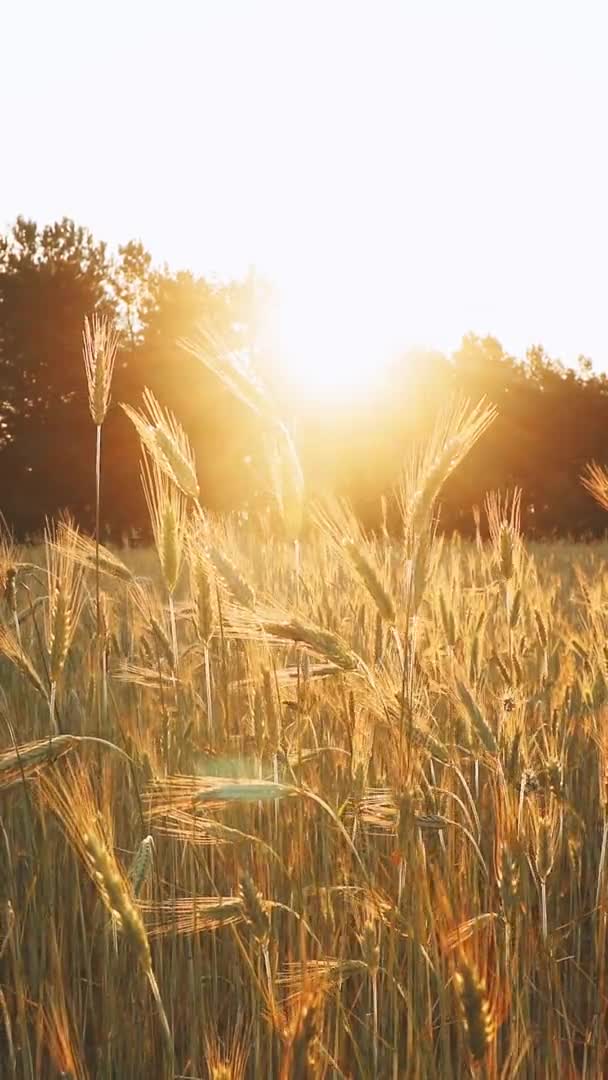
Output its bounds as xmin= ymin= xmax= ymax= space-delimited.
xmin=1 ymin=214 xmax=606 ymax=539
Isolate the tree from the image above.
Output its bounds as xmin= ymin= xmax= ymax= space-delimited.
xmin=110 ymin=240 xmax=154 ymax=352
xmin=0 ymin=219 xmax=158 ymax=535
xmin=0 ymin=219 xmax=116 ymax=531
xmin=3 ymin=217 xmax=608 ymax=539
xmin=0 ymin=218 xmax=114 ymax=435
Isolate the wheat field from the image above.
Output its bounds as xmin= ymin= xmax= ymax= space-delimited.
xmin=2 ymin=324 xmax=608 ymax=1078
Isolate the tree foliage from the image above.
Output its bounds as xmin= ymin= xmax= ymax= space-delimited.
xmin=1 ymin=216 xmax=608 ymax=538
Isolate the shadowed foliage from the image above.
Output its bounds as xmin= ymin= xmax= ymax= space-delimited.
xmin=2 ymin=216 xmax=608 ymax=538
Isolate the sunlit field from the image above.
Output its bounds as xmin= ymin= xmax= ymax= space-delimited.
xmin=4 ymin=322 xmax=608 ymax=1079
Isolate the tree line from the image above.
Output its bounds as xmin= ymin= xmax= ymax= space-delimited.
xmin=1 ymin=215 xmax=607 ymax=539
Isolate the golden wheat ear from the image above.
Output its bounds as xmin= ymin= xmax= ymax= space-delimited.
xmin=485 ymin=487 xmax=523 ymax=583
xmin=401 ymin=396 xmax=497 ymax=539
xmin=582 ymin=461 xmax=608 ymax=511
xmin=454 ymin=961 xmax=495 ymax=1065
xmin=314 ymin=497 xmax=396 ymax=624
xmin=83 ymin=314 xmax=119 ymax=428
xmin=184 ymin=330 xmax=306 ymax=539
xmin=182 ymin=328 xmax=274 ymax=421
xmin=122 ymin=388 xmax=199 ymax=499
xmin=55 ymin=519 xmax=134 ymax=583
xmin=279 ymin=991 xmax=322 ymax=1080
xmin=44 ymin=520 xmax=86 ymax=685
xmin=0 ymin=625 xmax=48 ymax=699
xmin=0 ymin=735 xmax=76 ymax=789
xmin=140 ymin=451 xmax=187 ymax=595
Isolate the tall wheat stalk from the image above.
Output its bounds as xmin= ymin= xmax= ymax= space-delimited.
xmin=83 ymin=315 xmax=118 ymax=744
xmin=83 ymin=315 xmax=118 ymax=635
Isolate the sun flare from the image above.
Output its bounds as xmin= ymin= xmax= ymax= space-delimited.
xmin=276 ymin=276 xmax=400 ymax=403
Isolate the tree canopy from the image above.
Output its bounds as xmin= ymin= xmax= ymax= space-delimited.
xmin=1 ymin=215 xmax=608 ymax=539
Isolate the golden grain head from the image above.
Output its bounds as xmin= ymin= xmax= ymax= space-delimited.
xmin=123 ymin=389 xmax=199 ymax=499
xmin=454 ymin=963 xmax=494 ymax=1062
xmin=83 ymin=313 xmax=119 ymax=426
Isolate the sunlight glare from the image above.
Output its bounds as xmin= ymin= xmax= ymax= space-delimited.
xmin=276 ymin=275 xmax=401 ymax=403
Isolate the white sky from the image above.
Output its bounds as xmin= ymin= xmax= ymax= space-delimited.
xmin=2 ymin=0 xmax=608 ymax=373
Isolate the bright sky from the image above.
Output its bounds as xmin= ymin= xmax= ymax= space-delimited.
xmin=2 ymin=0 xmax=608 ymax=378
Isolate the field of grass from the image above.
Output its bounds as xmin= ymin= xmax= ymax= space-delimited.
xmin=3 ymin=334 xmax=608 ymax=1078
xmin=2 ymin=520 xmax=608 ymax=1079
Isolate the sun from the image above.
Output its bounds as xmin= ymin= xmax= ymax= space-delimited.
xmin=275 ymin=274 xmax=400 ymax=405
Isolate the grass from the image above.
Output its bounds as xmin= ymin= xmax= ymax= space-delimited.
xmin=2 ymin=327 xmax=608 ymax=1077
